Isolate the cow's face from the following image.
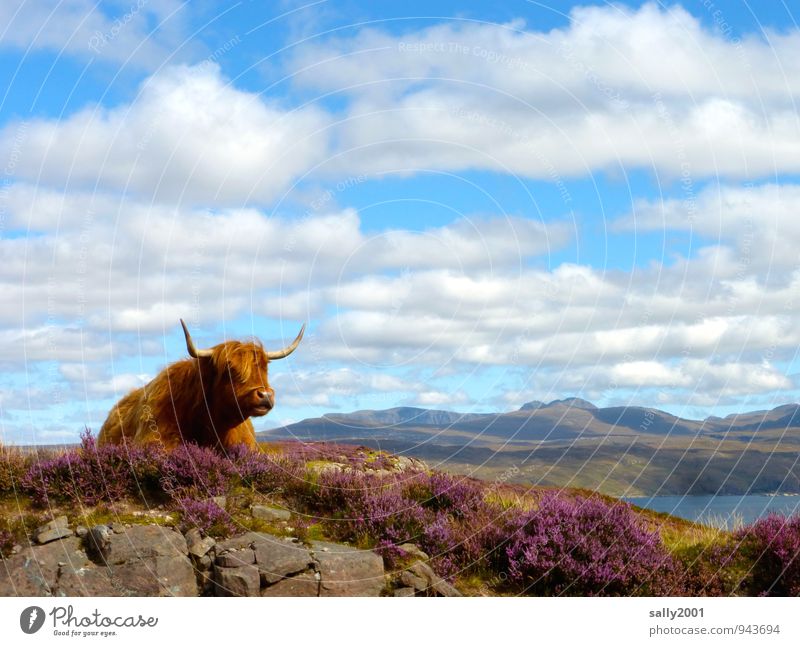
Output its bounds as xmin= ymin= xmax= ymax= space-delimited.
xmin=212 ymin=342 xmax=275 ymax=419
xmin=180 ymin=319 xmax=304 ymax=421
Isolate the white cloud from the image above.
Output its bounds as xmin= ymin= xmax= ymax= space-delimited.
xmin=272 ymin=367 xmax=424 ymax=408
xmin=0 ymin=64 xmax=331 ymax=205
xmin=0 ymin=184 xmax=566 ymax=340
xmin=0 ymin=0 xmax=189 ymax=68
xmin=286 ymin=3 xmax=800 ymax=180
xmin=619 ymin=183 xmax=800 ymax=277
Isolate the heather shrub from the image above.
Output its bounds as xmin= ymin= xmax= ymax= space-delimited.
xmin=21 ymin=430 xmax=164 ymax=506
xmin=736 ymin=513 xmax=800 ymax=595
xmin=160 ymin=443 xmax=233 ymax=498
xmin=307 ymin=470 xmax=427 ymax=547
xmin=497 ymin=492 xmax=676 ymax=596
xmin=175 ymin=498 xmax=235 ymax=538
xmin=425 ymin=472 xmax=487 ymax=518
xmin=228 ymin=444 xmax=305 ymax=492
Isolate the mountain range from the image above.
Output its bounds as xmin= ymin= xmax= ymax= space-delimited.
xmin=258 ymin=399 xmax=800 ymax=496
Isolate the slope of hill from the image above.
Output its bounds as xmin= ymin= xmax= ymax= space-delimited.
xmin=258 ymin=399 xmax=800 ymax=496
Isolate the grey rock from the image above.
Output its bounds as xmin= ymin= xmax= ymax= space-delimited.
xmin=75 ymin=526 xmax=88 ymax=538
xmin=408 ymin=561 xmax=436 ymax=583
xmin=0 ymin=537 xmax=88 ymax=596
xmin=311 ymin=541 xmax=385 ymax=597
xmin=35 ymin=527 xmax=74 ymax=545
xmin=400 ymin=570 xmax=428 ymax=591
xmin=215 ymin=531 xmax=263 ymax=552
xmin=430 ymin=577 xmax=462 ymax=597
xmin=408 ymin=561 xmax=462 ymax=597
xmin=197 ymin=554 xmax=213 ymax=571
xmin=37 ymin=515 xmax=69 ymax=531
xmin=216 ymin=549 xmax=256 ymax=568
xmin=214 ymin=564 xmax=260 ymax=597
xmin=398 ymin=543 xmax=429 ymax=561
xmin=184 ymin=528 xmax=203 ymax=545
xmin=251 ymin=504 xmax=291 ymax=522
xmin=110 ymin=522 xmax=125 ymax=534
xmin=35 ymin=516 xmax=73 ymax=544
xmin=85 ymin=525 xmax=112 ymax=562
xmin=252 ymin=538 xmax=314 ymax=585
xmin=109 ymin=555 xmax=197 ymax=596
xmin=261 ymin=571 xmax=319 ymax=597
xmin=185 ymin=529 xmax=215 ymax=559
xmin=103 ymin=525 xmax=188 ymax=565
xmin=394 ymin=586 xmax=416 ymax=597
xmin=54 ymin=566 xmax=119 ymax=597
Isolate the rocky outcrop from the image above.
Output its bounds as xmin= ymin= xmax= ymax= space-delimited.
xmin=390 ymin=544 xmax=463 ymax=597
xmin=1 ymin=517 xmax=463 ymax=597
xmin=210 ymin=534 xmax=384 ymax=597
xmin=0 ymin=520 xmax=390 ymax=597
xmin=0 ymin=524 xmax=195 ymax=597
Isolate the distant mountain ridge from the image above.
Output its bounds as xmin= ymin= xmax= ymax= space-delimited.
xmin=259 ymin=398 xmax=800 ymax=442
xmin=258 ymin=399 xmax=800 ymax=496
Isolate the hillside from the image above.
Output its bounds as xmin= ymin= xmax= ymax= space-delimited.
xmin=3 ymin=434 xmax=800 ymax=597
xmin=258 ymin=399 xmax=800 ymax=496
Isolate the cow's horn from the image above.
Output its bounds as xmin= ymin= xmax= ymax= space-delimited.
xmin=180 ymin=319 xmax=214 ymax=358
xmin=266 ymin=324 xmax=306 ymax=360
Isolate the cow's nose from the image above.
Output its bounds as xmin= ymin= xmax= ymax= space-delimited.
xmin=257 ymin=390 xmax=275 ymax=409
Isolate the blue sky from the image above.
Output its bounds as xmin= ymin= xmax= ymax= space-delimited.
xmin=2 ymin=0 xmax=800 ymax=443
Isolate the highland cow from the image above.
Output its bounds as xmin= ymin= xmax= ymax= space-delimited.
xmin=98 ymin=319 xmax=304 ymax=451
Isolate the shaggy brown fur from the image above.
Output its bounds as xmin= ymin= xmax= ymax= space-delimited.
xmin=98 ymin=339 xmax=277 ymax=451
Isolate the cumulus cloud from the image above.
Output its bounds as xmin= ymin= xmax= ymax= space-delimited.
xmin=619 ymin=183 xmax=800 ymax=278
xmin=0 ymin=184 xmax=568 ymax=338
xmin=287 ymin=3 xmax=800 ymax=180
xmin=0 ymin=0 xmax=188 ymax=68
xmin=0 ymin=64 xmax=331 ymax=205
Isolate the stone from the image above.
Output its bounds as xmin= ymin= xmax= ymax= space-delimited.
xmin=261 ymin=571 xmax=319 ymax=597
xmin=185 ymin=529 xmax=215 ymax=559
xmin=0 ymin=537 xmax=88 ymax=596
xmin=103 ymin=525 xmax=188 ymax=565
xmin=35 ymin=516 xmax=73 ymax=544
xmin=214 ymin=564 xmax=260 ymax=597
xmin=430 ymin=577 xmax=462 ymax=597
xmin=215 ymin=531 xmax=262 ymax=552
xmin=400 ymin=570 xmax=428 ymax=591
xmin=110 ymin=522 xmax=125 ymax=534
xmin=311 ymin=541 xmax=385 ymax=597
xmin=85 ymin=525 xmax=112 ymax=562
xmin=398 ymin=543 xmax=429 ymax=561
xmin=54 ymin=566 xmax=120 ymax=597
xmin=250 ymin=504 xmax=291 ymax=522
xmin=109 ymin=555 xmax=198 ymax=596
xmin=408 ymin=561 xmax=436 ymax=583
xmin=394 ymin=587 xmax=416 ymax=597
xmin=211 ymin=496 xmax=226 ymax=510
xmin=184 ymin=528 xmax=202 ymax=545
xmin=408 ymin=561 xmax=462 ymax=597
xmin=75 ymin=526 xmax=88 ymax=538
xmin=216 ymin=548 xmax=256 ymax=568
xmin=252 ymin=537 xmax=314 ymax=585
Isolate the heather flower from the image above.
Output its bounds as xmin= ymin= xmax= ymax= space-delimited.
xmin=499 ymin=492 xmax=676 ymax=596
xmin=160 ymin=443 xmax=233 ymax=498
xmin=736 ymin=513 xmax=800 ymax=595
xmin=175 ymin=497 xmax=235 ymax=538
